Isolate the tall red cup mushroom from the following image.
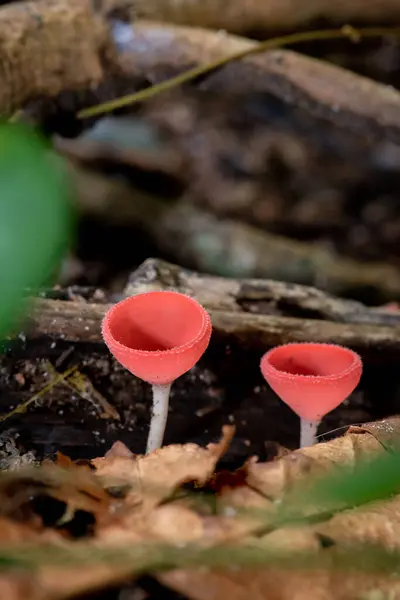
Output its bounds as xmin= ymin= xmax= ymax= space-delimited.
xmin=102 ymin=291 xmax=212 ymax=453
xmin=260 ymin=343 xmax=362 ymax=448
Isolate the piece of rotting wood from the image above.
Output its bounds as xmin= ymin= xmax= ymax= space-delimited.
xmin=131 ymin=0 xmax=400 ymax=34
xmin=115 ymin=21 xmax=400 ymax=144
xmin=20 ymin=259 xmax=400 ymax=361
xmin=0 ymin=0 xmax=114 ymax=114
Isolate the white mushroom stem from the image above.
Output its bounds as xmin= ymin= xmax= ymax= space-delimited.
xmin=146 ymin=383 xmax=172 ymax=453
xmin=300 ymin=418 xmax=320 ymax=448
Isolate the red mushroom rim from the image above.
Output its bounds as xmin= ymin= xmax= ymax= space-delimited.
xmin=261 ymin=342 xmax=362 ymax=381
xmin=102 ymin=291 xmax=212 ymax=356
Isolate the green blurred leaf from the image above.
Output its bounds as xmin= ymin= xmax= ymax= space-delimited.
xmin=275 ymin=449 xmax=400 ymax=527
xmin=0 ymin=122 xmax=73 ymax=337
xmin=0 ymin=540 xmax=399 ymax=577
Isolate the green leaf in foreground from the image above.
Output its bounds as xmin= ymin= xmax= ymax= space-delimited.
xmin=275 ymin=448 xmax=400 ymax=526
xmin=0 ymin=541 xmax=399 ymax=577
xmin=0 ymin=122 xmax=74 ymax=337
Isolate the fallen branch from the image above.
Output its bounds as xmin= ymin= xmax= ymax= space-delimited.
xmin=100 ymin=21 xmax=400 ymax=143
xmin=23 ymin=290 xmax=400 ymax=360
xmin=132 ymin=0 xmax=400 ymax=34
xmin=124 ymin=259 xmax=400 ymax=326
xmin=0 ymin=0 xmax=114 ymax=115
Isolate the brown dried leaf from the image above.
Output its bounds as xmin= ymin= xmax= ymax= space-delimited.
xmin=2 ymin=419 xmax=400 ymax=600
xmin=315 ymin=495 xmax=400 ymax=550
xmin=137 ymin=504 xmax=206 ymax=542
xmin=259 ymin=526 xmax=320 ymax=553
xmin=160 ymin=568 xmax=400 ymax=600
xmin=92 ymin=426 xmax=235 ymax=513
xmin=44 ymin=469 xmax=111 ymax=525
xmin=0 ymin=465 xmax=111 ymax=529
xmin=156 ymin=419 xmax=400 ymax=600
xmin=349 ymin=417 xmax=400 ymax=453
xmin=0 ymin=577 xmax=40 ymax=600
xmin=0 ymin=516 xmax=43 ymax=543
xmin=104 ymin=441 xmax=134 ymax=459
xmin=55 ymin=452 xmax=74 ymax=468
xmin=246 ymin=430 xmax=384 ymax=500
xmin=214 ymin=472 xmax=273 ymax=537
xmin=37 ymin=562 xmax=136 ymax=600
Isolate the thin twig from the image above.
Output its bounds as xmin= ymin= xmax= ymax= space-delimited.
xmin=46 ymin=361 xmax=120 ymax=420
xmin=78 ymin=25 xmax=400 ymax=118
xmin=0 ymin=366 xmax=77 ymax=424
xmin=316 ymin=424 xmax=357 ymax=439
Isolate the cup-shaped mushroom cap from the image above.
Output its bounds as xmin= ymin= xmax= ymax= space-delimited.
xmin=260 ymin=343 xmax=362 ymax=421
xmin=102 ymin=291 xmax=212 ymax=385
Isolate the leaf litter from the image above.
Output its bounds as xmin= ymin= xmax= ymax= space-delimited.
xmin=1 ymin=420 xmax=400 ymax=599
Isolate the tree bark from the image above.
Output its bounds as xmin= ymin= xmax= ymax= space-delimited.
xmin=115 ymin=21 xmax=400 ymax=144
xmin=131 ymin=0 xmax=400 ymax=34
xmin=20 ymin=259 xmax=400 ymax=359
xmin=124 ymin=259 xmax=400 ymax=326
xmin=25 ymin=296 xmax=400 ymax=359
xmin=0 ymin=0 xmax=115 ymax=114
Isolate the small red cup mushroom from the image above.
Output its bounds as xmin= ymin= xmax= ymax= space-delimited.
xmin=260 ymin=343 xmax=362 ymax=447
xmin=102 ymin=291 xmax=212 ymax=452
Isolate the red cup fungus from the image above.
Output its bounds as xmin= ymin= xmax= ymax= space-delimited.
xmin=102 ymin=291 xmax=212 ymax=453
xmin=260 ymin=343 xmax=362 ymax=447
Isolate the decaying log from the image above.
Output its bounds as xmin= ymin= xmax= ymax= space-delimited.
xmin=19 ymin=260 xmax=400 ymax=359
xmin=0 ymin=0 xmax=116 ymax=115
xmin=132 ymin=0 xmax=400 ymax=34
xmin=116 ymin=21 xmax=400 ymax=144
xmin=123 ymin=259 xmax=400 ymax=327
xmin=73 ymin=167 xmax=400 ymax=301
xmin=24 ymin=295 xmax=400 ymax=363
xmin=25 ymin=296 xmax=400 ymax=357
xmin=16 ymin=0 xmax=400 ymax=35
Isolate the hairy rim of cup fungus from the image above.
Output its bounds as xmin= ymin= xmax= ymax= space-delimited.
xmin=260 ymin=343 xmax=362 ymax=448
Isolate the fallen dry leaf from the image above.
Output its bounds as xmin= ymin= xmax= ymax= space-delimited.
xmin=0 ymin=516 xmax=43 ymax=543
xmin=314 ymin=494 xmax=400 ymax=550
xmin=55 ymin=452 xmax=74 ymax=468
xmin=160 ymin=567 xmax=400 ymax=600
xmin=157 ymin=419 xmax=400 ymax=600
xmin=0 ymin=419 xmax=400 ymax=600
xmin=0 ymin=465 xmax=111 ymax=532
xmin=0 ymin=576 xmax=40 ymax=600
xmin=92 ymin=426 xmax=235 ymax=515
xmin=246 ymin=429 xmax=384 ymax=500
xmin=104 ymin=441 xmax=134 ymax=459
xmin=349 ymin=417 xmax=400 ymax=453
xmin=215 ymin=485 xmax=272 ymax=537
xmin=139 ymin=504 xmax=206 ymax=542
